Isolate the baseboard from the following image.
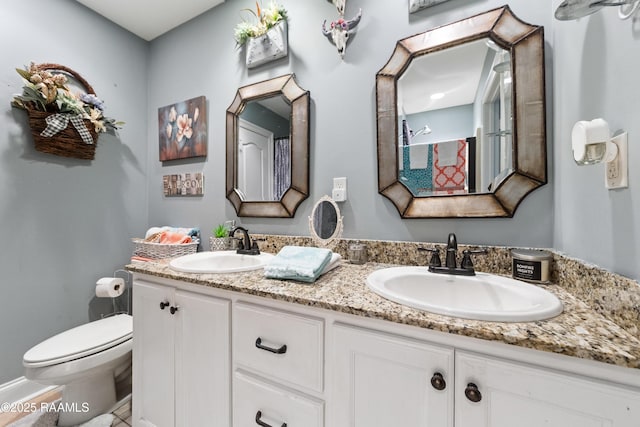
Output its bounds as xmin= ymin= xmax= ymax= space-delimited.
xmin=0 ymin=377 xmax=57 ymax=405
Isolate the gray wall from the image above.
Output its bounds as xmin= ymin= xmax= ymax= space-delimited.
xmin=406 ymin=104 xmax=474 ymax=143
xmin=552 ymin=0 xmax=640 ymax=279
xmin=146 ymin=0 xmax=554 ymax=251
xmin=0 ymin=0 xmax=148 ymax=382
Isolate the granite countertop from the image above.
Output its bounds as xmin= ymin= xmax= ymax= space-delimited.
xmin=126 ymin=260 xmax=640 ymax=370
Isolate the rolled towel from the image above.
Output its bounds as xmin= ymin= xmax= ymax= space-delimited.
xmin=321 ymin=252 xmax=343 ymax=275
xmin=265 ymin=246 xmax=333 ymax=283
xmin=158 ymin=231 xmax=192 ymax=244
xmin=145 ymin=226 xmax=200 ymax=239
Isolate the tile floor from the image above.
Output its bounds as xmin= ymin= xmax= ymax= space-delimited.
xmin=110 ymin=400 xmax=132 ymax=427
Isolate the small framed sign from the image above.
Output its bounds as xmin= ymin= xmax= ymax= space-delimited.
xmin=163 ymin=173 xmax=204 ymax=197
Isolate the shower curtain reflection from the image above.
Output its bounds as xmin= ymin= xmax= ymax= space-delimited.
xmin=274 ymin=136 xmax=291 ymax=200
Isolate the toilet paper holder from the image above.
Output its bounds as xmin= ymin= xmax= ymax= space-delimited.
xmin=100 ymin=269 xmax=132 ymax=318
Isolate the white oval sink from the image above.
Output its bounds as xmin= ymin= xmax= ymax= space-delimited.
xmin=366 ymin=266 xmax=563 ymax=322
xmin=169 ymin=251 xmax=274 ymax=274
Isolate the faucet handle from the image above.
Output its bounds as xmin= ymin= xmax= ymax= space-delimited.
xmin=461 ymin=249 xmax=488 ymax=269
xmin=418 ymin=246 xmax=442 ymax=268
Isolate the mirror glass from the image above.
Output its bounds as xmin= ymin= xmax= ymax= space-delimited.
xmin=376 ymin=6 xmax=547 ymax=218
xmin=226 ymin=74 xmax=310 ymax=218
xmin=309 ymin=195 xmax=343 ymax=248
xmin=397 ymin=38 xmax=513 ymax=196
xmin=237 ymin=95 xmax=291 ymax=201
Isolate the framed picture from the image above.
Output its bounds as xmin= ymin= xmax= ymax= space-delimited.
xmin=409 ymin=0 xmax=453 ymax=13
xmin=163 ymin=173 xmax=204 ymax=197
xmin=158 ymin=96 xmax=207 ymax=161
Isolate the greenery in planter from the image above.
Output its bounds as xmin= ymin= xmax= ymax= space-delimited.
xmin=234 ymin=1 xmax=288 ymax=47
xmin=213 ymin=223 xmax=230 ymax=238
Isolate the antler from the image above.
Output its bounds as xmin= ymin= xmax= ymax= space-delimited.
xmin=346 ymin=8 xmax=362 ymax=30
xmin=321 ymin=19 xmax=331 ymax=37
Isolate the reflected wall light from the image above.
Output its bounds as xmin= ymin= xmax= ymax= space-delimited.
xmin=555 ymin=0 xmax=640 ymax=21
xmin=571 ymin=118 xmax=628 ymax=189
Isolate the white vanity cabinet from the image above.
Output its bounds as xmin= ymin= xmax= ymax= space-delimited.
xmin=132 ymin=280 xmax=231 ymax=427
xmin=130 ymin=273 xmax=640 ymax=427
xmin=329 ymin=322 xmax=640 ymax=427
xmin=232 ymin=302 xmax=325 ymax=427
xmin=330 ymin=323 xmax=454 ymax=427
xmin=455 ymin=351 xmax=640 ymax=427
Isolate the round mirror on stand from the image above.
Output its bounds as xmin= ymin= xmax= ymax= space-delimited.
xmin=309 ymin=195 xmax=343 ymax=248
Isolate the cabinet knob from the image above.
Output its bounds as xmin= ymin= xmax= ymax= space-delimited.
xmin=255 ymin=410 xmax=287 ymax=427
xmin=430 ymin=372 xmax=446 ymax=391
xmin=159 ymin=301 xmax=170 ymax=310
xmin=465 ymin=383 xmax=482 ymax=402
xmin=170 ymin=305 xmax=179 ymax=315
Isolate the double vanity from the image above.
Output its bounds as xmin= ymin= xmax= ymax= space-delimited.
xmin=127 ymin=235 xmax=640 ymax=427
xmin=126 ymin=4 xmax=640 ymax=426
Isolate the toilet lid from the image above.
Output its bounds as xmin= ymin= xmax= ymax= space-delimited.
xmin=24 ymin=314 xmax=132 ymax=367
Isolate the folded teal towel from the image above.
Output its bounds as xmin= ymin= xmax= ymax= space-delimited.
xmin=264 ymin=246 xmax=333 ymax=283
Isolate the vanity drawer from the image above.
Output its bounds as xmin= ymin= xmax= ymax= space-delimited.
xmin=233 ymin=302 xmax=324 ymax=393
xmin=233 ymin=371 xmax=324 ymax=427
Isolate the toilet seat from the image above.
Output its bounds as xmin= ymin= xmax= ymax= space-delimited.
xmin=24 ymin=314 xmax=132 ymax=368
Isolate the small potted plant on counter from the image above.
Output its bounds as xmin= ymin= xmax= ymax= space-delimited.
xmin=210 ymin=224 xmax=231 ymax=251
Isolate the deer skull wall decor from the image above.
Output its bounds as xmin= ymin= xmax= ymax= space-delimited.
xmin=321 ymin=8 xmax=362 ymax=59
xmin=329 ymin=0 xmax=346 ymax=15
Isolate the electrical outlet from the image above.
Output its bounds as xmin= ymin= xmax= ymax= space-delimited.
xmin=605 ymin=133 xmax=628 ymax=190
xmin=332 ymin=177 xmax=347 ymax=202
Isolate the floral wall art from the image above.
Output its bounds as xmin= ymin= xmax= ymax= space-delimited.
xmin=158 ymin=96 xmax=207 ymax=161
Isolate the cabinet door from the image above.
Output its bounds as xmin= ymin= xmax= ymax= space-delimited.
xmin=175 ymin=290 xmax=231 ymax=427
xmin=132 ymin=281 xmax=176 ymax=427
xmin=330 ymin=324 xmax=454 ymax=427
xmin=456 ymin=351 xmax=640 ymax=427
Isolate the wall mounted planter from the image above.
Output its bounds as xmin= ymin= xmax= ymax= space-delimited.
xmin=246 ymin=21 xmax=288 ymax=69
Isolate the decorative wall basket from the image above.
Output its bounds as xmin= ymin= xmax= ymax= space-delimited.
xmin=25 ymin=64 xmax=98 ymax=160
xmin=27 ymin=109 xmax=97 ymax=160
xmin=246 ymin=21 xmax=288 ymax=69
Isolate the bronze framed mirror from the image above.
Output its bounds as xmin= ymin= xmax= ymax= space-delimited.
xmin=376 ymin=6 xmax=546 ymax=218
xmin=226 ymin=74 xmax=310 ymax=217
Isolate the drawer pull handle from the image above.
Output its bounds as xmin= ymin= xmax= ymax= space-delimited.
xmin=465 ymin=382 xmax=482 ymax=402
xmin=170 ymin=305 xmax=179 ymax=315
xmin=430 ymin=372 xmax=446 ymax=390
xmin=255 ymin=410 xmax=287 ymax=427
xmin=159 ymin=301 xmax=170 ymax=310
xmin=255 ymin=337 xmax=287 ymax=354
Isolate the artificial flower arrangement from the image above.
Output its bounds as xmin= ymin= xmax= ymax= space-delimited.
xmin=234 ymin=1 xmax=288 ymax=47
xmin=11 ymin=62 xmax=123 ymax=159
xmin=12 ymin=62 xmax=123 ymax=135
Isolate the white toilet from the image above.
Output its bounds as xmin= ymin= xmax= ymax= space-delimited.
xmin=23 ymin=314 xmax=132 ymax=426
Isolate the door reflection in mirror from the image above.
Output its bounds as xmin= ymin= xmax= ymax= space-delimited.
xmin=236 ymin=96 xmax=291 ymax=201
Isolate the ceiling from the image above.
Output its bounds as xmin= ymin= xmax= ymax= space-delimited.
xmin=74 ymin=0 xmax=225 ymax=41
xmin=397 ymin=38 xmax=493 ymax=116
